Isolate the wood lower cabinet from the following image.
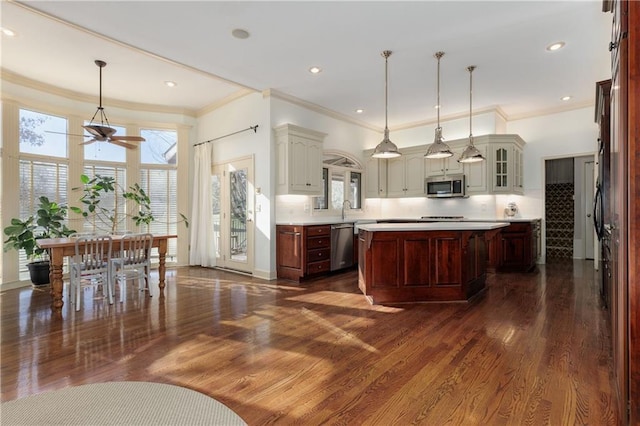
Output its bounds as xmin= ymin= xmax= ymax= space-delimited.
xmin=358 ymin=229 xmax=487 ymax=304
xmin=486 ymin=221 xmax=539 ymax=273
xmin=276 ymin=224 xmax=331 ymax=281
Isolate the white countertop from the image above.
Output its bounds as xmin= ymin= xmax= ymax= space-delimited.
xmin=276 ymin=219 xmax=359 ymax=226
xmin=356 ymin=222 xmax=510 ymax=232
xmin=275 ymin=217 xmax=540 ymax=226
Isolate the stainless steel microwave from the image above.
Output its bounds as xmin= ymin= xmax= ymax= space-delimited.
xmin=425 ymin=174 xmax=466 ymax=198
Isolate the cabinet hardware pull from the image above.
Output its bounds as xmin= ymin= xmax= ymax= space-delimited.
xmin=281 ymin=231 xmax=301 ymax=236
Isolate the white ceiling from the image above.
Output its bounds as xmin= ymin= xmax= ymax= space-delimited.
xmin=1 ymin=1 xmax=612 ymax=130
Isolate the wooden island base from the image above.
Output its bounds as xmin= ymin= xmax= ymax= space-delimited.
xmin=357 ymin=224 xmax=505 ymax=304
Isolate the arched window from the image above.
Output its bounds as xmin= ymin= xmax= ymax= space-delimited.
xmin=314 ymin=151 xmax=363 ymax=211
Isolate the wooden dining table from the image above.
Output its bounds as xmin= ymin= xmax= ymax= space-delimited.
xmin=37 ymin=234 xmax=177 ymax=315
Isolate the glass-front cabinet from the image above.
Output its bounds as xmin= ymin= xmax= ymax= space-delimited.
xmin=491 ymin=137 xmax=524 ymax=194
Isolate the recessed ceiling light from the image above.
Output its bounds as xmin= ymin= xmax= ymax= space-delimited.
xmin=231 ymin=28 xmax=250 ymax=39
xmin=309 ymin=66 xmax=322 ymax=74
xmin=165 ymin=81 xmax=177 ymax=88
xmin=355 ymin=109 xmax=364 ymax=114
xmin=1 ymin=27 xmax=16 ymax=37
xmin=546 ymin=41 xmax=565 ymax=51
xmin=561 ymin=95 xmax=572 ymax=101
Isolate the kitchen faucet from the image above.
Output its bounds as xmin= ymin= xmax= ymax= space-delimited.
xmin=342 ymin=200 xmax=352 ymax=221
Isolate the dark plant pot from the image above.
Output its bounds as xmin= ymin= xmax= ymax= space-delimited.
xmin=27 ymin=261 xmax=50 ymax=286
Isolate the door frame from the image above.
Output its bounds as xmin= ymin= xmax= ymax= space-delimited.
xmin=541 ymin=152 xmax=597 ymax=264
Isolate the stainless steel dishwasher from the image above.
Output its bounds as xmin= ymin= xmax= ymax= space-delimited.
xmin=330 ymin=223 xmax=354 ymax=271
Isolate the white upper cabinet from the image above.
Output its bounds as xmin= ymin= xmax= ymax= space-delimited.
xmin=488 ymin=135 xmax=525 ymax=194
xmin=425 ymin=142 xmax=465 ymax=177
xmin=387 ymin=147 xmax=426 ymax=197
xmin=363 ymin=134 xmax=525 ymax=198
xmin=463 ymin=142 xmax=488 ymax=195
xmin=275 ymin=124 xmax=326 ymax=195
xmin=364 ymin=151 xmax=388 ymax=198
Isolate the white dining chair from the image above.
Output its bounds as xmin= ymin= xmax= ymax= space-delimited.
xmin=69 ymin=235 xmax=113 ymax=311
xmin=110 ymin=233 xmax=154 ymax=301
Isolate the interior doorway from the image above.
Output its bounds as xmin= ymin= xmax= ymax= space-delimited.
xmin=543 ymin=155 xmax=596 ymax=262
xmin=212 ymin=156 xmax=254 ymax=274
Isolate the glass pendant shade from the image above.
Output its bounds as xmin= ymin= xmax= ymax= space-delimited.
xmin=425 ymin=51 xmax=453 ymax=159
xmin=372 ymin=50 xmax=401 ymax=159
xmin=458 ymin=65 xmax=485 ymax=163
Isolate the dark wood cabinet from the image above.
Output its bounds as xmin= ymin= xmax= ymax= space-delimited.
xmin=498 ymin=222 xmax=537 ymax=272
xmin=305 ymin=225 xmax=331 ymax=276
xmin=276 ymin=224 xmax=330 ymax=281
xmin=607 ymin=0 xmax=640 ymax=422
xmin=358 ymin=229 xmax=487 ymax=303
xmin=596 ymin=79 xmax=612 ymax=309
xmin=486 ymin=221 xmax=539 ymax=273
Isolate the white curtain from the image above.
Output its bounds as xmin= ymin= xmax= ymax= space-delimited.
xmin=189 ymin=143 xmax=216 ymax=267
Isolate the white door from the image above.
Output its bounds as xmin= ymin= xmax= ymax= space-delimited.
xmin=584 ymin=161 xmax=595 ymax=259
xmin=211 ymin=157 xmax=254 ymax=273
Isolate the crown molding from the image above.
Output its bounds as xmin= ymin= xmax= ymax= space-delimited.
xmin=1 ymin=69 xmax=198 ymax=117
xmin=506 ymin=100 xmax=595 ymax=121
xmin=196 ymin=88 xmax=257 ymax=117
xmin=263 ymin=89 xmax=383 ymax=132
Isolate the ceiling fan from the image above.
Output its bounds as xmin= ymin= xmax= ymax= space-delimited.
xmin=52 ymin=60 xmax=145 ymax=149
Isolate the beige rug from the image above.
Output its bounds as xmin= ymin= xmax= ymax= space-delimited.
xmin=0 ymin=381 xmax=247 ymax=425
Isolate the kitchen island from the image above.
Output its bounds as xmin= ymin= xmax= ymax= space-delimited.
xmin=357 ymin=222 xmax=509 ymax=304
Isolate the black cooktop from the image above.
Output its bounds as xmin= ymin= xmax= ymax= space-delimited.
xmin=421 ymin=215 xmax=465 ymax=220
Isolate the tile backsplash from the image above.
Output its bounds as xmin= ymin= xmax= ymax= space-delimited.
xmin=276 ymin=193 xmax=541 ymax=222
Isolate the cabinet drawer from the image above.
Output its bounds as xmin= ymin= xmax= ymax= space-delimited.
xmin=307 ymin=236 xmax=330 ymax=249
xmin=307 ymin=225 xmax=330 ymax=237
xmin=307 ymin=260 xmax=331 ymax=275
xmin=308 ymin=248 xmax=330 ymax=262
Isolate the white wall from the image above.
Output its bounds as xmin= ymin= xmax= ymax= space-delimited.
xmin=392 ymin=110 xmax=502 ymax=148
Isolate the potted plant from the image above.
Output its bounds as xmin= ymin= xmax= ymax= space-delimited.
xmin=3 ymin=196 xmax=76 ymax=285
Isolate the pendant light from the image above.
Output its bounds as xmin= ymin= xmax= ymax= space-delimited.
xmin=372 ymin=50 xmax=401 ymax=159
xmin=425 ymin=51 xmax=453 ymax=159
xmin=458 ymin=65 xmax=485 ymax=163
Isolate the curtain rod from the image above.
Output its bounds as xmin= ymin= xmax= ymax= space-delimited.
xmin=194 ymin=125 xmax=259 ymax=147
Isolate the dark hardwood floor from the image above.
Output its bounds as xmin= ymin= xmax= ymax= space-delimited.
xmin=1 ymin=261 xmax=619 ymax=425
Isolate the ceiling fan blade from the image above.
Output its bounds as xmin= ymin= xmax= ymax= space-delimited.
xmin=110 ymin=135 xmax=146 ymax=142
xmin=109 ymin=140 xmax=137 ymax=149
xmin=79 ymin=139 xmax=97 ymax=146
xmin=45 ymin=130 xmax=92 ymax=138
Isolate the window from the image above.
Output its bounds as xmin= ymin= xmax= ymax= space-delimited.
xmin=141 ymin=129 xmax=176 ymax=165
xmin=314 ymin=168 xmax=329 ymax=210
xmin=314 ymin=153 xmax=362 ymax=212
xmin=83 ymin=124 xmax=127 ymax=233
xmin=18 ymin=109 xmax=69 ymax=278
xmin=349 ymin=172 xmax=362 ymax=209
xmin=19 ymin=109 xmax=67 ymax=157
xmin=139 ymin=129 xmax=179 ymax=260
xmin=81 ymin=165 xmax=127 ymax=233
